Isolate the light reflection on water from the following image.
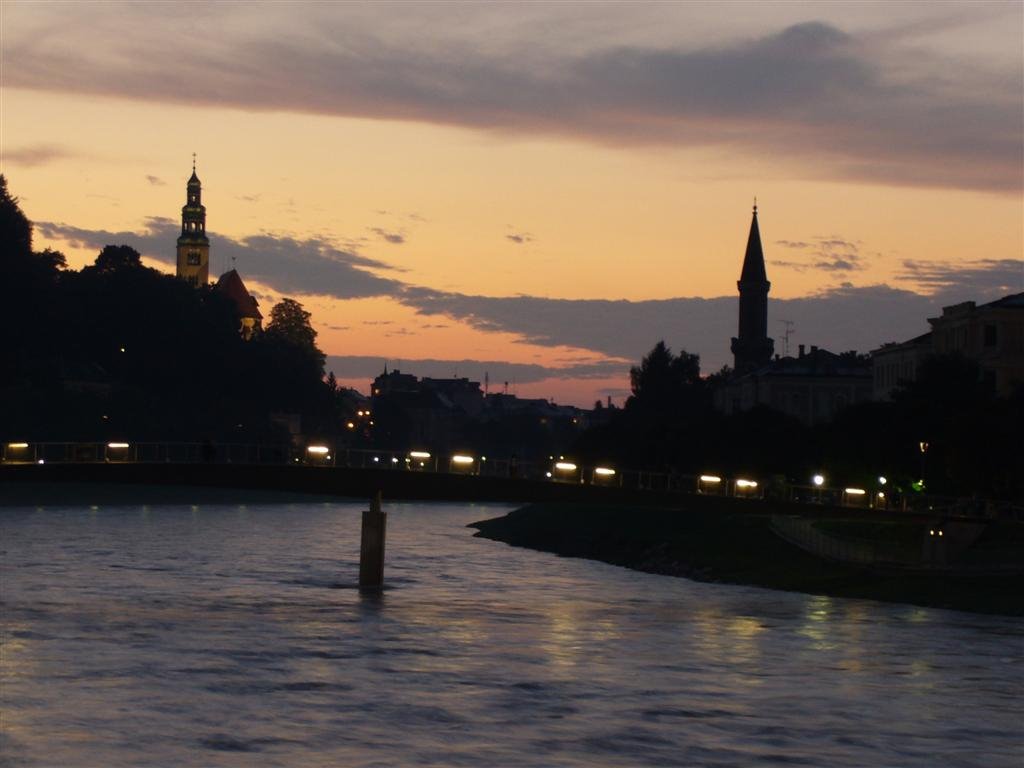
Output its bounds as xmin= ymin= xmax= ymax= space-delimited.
xmin=1 ymin=501 xmax=1022 ymax=767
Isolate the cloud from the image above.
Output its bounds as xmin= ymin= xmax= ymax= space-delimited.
xmin=395 ymin=283 xmax=1006 ymax=370
xmin=773 ymin=235 xmax=865 ymax=273
xmin=325 ymin=355 xmax=627 ymax=385
xmin=35 ymin=218 xmax=1020 ymax=373
xmin=36 ymin=218 xmax=404 ymax=300
xmin=145 ymin=175 xmax=166 ymax=186
xmin=5 ymin=9 xmax=1020 ymax=192
xmin=4 ymin=143 xmax=78 ymax=167
xmin=505 ymin=232 xmax=533 ymax=245
xmin=370 ymin=227 xmax=405 ymax=245
xmin=898 ymin=258 xmax=1023 ymax=300
xmin=236 ymin=193 xmax=261 ymax=203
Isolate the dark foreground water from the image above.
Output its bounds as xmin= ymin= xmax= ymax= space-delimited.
xmin=1 ymin=501 xmax=1022 ymax=767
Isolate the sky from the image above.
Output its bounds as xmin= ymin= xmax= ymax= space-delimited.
xmin=3 ymin=1 xmax=1022 ymax=406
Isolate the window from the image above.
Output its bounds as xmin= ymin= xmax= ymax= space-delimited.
xmin=984 ymin=324 xmax=997 ymax=348
xmin=187 ymin=251 xmax=201 ymax=265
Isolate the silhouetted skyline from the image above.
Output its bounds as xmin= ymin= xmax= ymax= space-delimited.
xmin=4 ymin=2 xmax=1021 ymax=405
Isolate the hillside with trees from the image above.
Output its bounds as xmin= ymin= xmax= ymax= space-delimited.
xmin=0 ymin=175 xmax=338 ymax=443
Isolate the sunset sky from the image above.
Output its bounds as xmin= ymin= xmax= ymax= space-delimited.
xmin=3 ymin=1 xmax=1022 ymax=406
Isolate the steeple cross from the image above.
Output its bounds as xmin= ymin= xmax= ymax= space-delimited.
xmin=192 ymin=152 xmax=197 ymax=172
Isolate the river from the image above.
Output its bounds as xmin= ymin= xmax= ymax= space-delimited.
xmin=1 ymin=500 xmax=1021 ymax=767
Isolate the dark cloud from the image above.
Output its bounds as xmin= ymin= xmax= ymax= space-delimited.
xmin=6 ymin=14 xmax=1020 ymax=191
xmin=325 ymin=355 xmax=627 ymax=385
xmin=898 ymin=258 xmax=1023 ymax=300
xmin=370 ymin=227 xmax=405 ymax=245
xmin=506 ymin=232 xmax=533 ymax=245
xmin=145 ymin=174 xmax=166 ymax=186
xmin=36 ymin=218 xmax=404 ymax=300
xmin=35 ymin=219 xmax=1019 ymax=372
xmin=395 ymin=283 xmax=1012 ymax=370
xmin=773 ymin=235 xmax=865 ymax=273
xmin=4 ymin=143 xmax=78 ymax=167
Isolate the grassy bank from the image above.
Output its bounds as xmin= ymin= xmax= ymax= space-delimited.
xmin=470 ymin=503 xmax=1024 ymax=616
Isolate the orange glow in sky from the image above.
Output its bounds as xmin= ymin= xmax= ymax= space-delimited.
xmin=4 ymin=3 xmax=1021 ymax=405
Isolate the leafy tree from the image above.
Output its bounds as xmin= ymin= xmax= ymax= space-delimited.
xmin=93 ymin=244 xmax=143 ymax=273
xmin=627 ymin=341 xmax=702 ymax=413
xmin=266 ymin=298 xmax=324 ymax=366
xmin=0 ymin=174 xmax=32 ymax=260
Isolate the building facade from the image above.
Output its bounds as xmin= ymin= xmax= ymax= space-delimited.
xmin=872 ymin=293 xmax=1024 ymax=398
xmin=717 ymin=346 xmax=873 ymax=425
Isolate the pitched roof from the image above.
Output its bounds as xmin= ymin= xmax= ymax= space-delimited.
xmin=215 ymin=269 xmax=262 ymax=320
xmin=739 ymin=207 xmax=768 ymax=284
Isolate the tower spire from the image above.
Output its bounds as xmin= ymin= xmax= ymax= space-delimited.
xmin=176 ymin=161 xmax=210 ymax=287
xmin=192 ymin=152 xmax=196 ymax=173
xmin=730 ymin=202 xmax=774 ymax=372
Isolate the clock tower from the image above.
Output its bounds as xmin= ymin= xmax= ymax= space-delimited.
xmin=176 ymin=157 xmax=210 ymax=286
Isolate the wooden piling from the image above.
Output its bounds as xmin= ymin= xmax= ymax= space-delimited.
xmin=359 ymin=491 xmax=386 ymax=589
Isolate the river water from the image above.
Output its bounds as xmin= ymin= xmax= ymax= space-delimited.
xmin=1 ymin=500 xmax=1021 ymax=767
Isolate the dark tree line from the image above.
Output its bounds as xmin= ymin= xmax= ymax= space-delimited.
xmin=572 ymin=341 xmax=1024 ymax=501
xmin=0 ymin=175 xmax=342 ymax=443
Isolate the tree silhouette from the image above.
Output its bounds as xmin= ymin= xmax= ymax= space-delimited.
xmin=0 ymin=174 xmax=32 ymax=260
xmin=265 ymin=298 xmax=324 ymax=371
xmin=93 ymin=245 xmax=143 ymax=273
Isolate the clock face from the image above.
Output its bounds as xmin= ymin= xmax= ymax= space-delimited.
xmin=187 ymin=251 xmax=202 ymax=265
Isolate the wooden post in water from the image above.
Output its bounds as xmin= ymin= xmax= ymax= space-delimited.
xmin=359 ymin=491 xmax=386 ymax=589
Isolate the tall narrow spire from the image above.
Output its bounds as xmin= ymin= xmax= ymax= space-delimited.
xmin=739 ymin=202 xmax=768 ymax=284
xmin=730 ymin=203 xmax=774 ymax=372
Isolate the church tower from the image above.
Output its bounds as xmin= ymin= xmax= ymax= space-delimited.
xmin=176 ymin=157 xmax=210 ymax=287
xmin=730 ymin=203 xmax=774 ymax=372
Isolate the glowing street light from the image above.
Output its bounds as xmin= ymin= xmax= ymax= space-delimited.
xmin=450 ymin=454 xmax=475 ymax=473
xmin=734 ymin=479 xmax=759 ymax=497
xmin=594 ymin=467 xmax=615 ymax=476
xmin=698 ymin=474 xmax=722 ymax=494
xmin=306 ymin=445 xmax=330 ymax=455
xmin=409 ymin=451 xmax=431 ymax=459
xmin=878 ymin=476 xmax=887 ymax=485
xmin=812 ymin=474 xmax=825 ymax=487
xmin=554 ymin=462 xmax=577 ymax=472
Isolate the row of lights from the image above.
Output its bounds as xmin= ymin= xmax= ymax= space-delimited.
xmin=1 ymin=443 xmax=922 ymax=504
xmin=698 ymin=475 xmax=758 ymax=489
xmin=8 ymin=441 xmax=130 ymax=450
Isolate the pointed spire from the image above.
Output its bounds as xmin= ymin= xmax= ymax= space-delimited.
xmin=739 ymin=201 xmax=768 ymax=284
xmin=189 ymin=153 xmax=200 ymax=185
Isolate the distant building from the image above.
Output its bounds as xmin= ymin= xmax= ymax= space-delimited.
xmin=716 ymin=345 xmax=873 ymax=425
xmin=871 ymin=332 xmax=932 ymax=401
xmin=175 ymin=160 xmax=210 ymax=287
xmin=716 ymin=205 xmax=871 ymax=424
xmin=215 ymin=269 xmax=263 ymax=340
xmin=872 ymin=292 xmax=1024 ymax=398
xmin=730 ymin=203 xmax=774 ymax=373
xmin=421 ymin=377 xmax=484 ymax=418
xmin=371 ymin=367 xmax=419 ymax=397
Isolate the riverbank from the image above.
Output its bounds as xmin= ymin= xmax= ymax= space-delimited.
xmin=470 ymin=503 xmax=1024 ymax=616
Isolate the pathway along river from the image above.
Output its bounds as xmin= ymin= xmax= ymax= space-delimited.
xmin=2 ymin=501 xmax=1021 ymax=767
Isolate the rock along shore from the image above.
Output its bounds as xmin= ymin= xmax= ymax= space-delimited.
xmin=470 ymin=503 xmax=1024 ymax=616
